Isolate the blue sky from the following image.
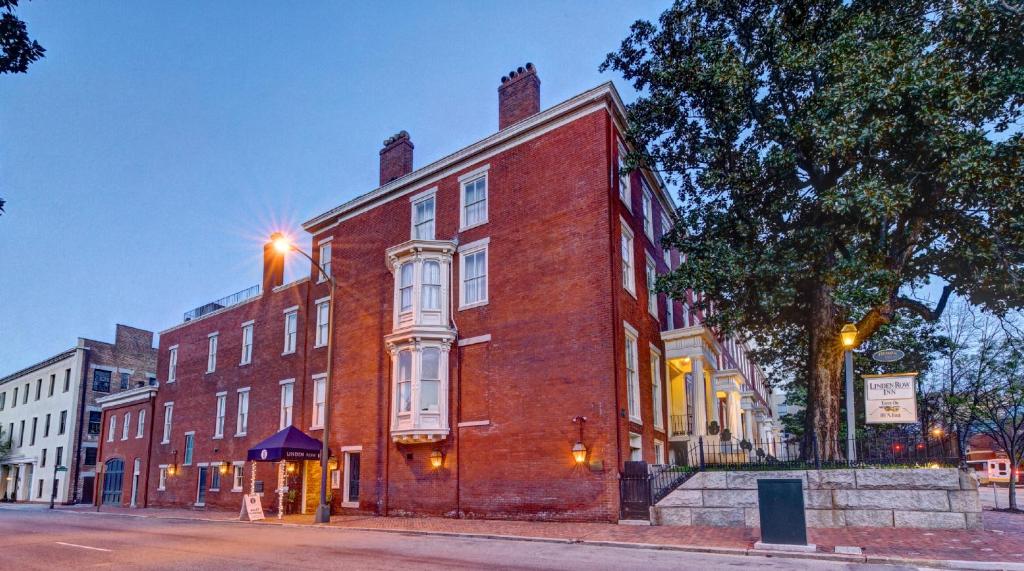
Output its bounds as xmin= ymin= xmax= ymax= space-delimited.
xmin=0 ymin=1 xmax=666 ymax=371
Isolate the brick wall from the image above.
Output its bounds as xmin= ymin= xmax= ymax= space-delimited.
xmin=96 ymin=389 xmax=157 ymax=507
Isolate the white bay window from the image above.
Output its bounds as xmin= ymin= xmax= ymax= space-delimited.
xmin=389 ymin=341 xmax=450 ymax=443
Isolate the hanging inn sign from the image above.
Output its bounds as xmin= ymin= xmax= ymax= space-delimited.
xmin=863 ymin=373 xmax=919 ymax=424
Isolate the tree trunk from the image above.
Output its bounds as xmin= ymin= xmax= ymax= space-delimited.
xmin=804 ymin=284 xmax=845 ymax=460
xmin=1010 ymin=454 xmax=1018 ymax=511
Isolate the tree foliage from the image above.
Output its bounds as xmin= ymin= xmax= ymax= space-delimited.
xmin=603 ymin=0 xmax=1024 ymax=455
xmin=1 ymin=0 xmax=44 ymax=74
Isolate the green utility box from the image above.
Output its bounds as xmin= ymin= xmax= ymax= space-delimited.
xmin=757 ymin=478 xmax=808 ymax=546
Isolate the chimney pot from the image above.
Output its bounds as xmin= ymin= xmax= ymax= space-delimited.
xmin=498 ymin=62 xmax=540 ymax=130
xmin=379 ymin=130 xmax=414 ymax=185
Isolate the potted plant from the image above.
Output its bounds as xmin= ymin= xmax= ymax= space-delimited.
xmin=707 ymin=421 xmax=720 ymax=435
xmin=721 ymin=428 xmax=732 ymax=441
xmin=740 ymin=439 xmax=753 ymax=451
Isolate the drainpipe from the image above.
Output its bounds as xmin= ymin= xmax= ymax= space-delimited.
xmin=70 ymin=344 xmax=90 ymax=504
xmin=605 ymin=110 xmax=625 ymax=514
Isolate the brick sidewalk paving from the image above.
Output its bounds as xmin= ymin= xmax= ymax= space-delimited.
xmin=64 ymin=504 xmax=1024 ymax=565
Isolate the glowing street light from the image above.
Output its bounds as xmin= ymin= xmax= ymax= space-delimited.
xmin=842 ymin=322 xmax=858 ymax=464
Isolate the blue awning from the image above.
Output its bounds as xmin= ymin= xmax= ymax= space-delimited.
xmin=246 ymin=426 xmax=322 ymax=462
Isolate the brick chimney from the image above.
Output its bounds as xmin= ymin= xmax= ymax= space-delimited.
xmin=498 ymin=63 xmax=540 ymax=130
xmin=263 ymin=233 xmax=286 ymax=292
xmin=379 ymin=131 xmax=414 ymax=186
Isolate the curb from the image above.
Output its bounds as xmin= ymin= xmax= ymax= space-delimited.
xmin=37 ymin=507 xmax=1024 ymax=570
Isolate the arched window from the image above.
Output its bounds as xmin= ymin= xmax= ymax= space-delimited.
xmin=399 ymin=263 xmax=414 ymax=312
xmin=420 ymin=348 xmax=440 ymax=413
xmin=422 ymin=261 xmax=441 ymax=310
xmin=102 ymin=458 xmax=124 ymax=505
xmin=397 ymin=350 xmax=412 ymax=413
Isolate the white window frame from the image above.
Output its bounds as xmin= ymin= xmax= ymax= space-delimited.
xmin=167 ymin=346 xmax=178 ymax=383
xmin=207 ymin=332 xmax=218 ymax=373
xmin=459 ymin=165 xmax=489 ymax=230
xmin=214 ymin=392 xmax=227 ymax=439
xmin=183 ymin=431 xmax=195 ymax=466
xmin=642 ymin=183 xmax=654 ymax=240
xmin=661 ymin=213 xmax=672 ymax=267
xmin=666 ymin=295 xmax=674 ymax=331
xmin=629 ymin=432 xmax=642 ymax=462
xmin=650 ymin=345 xmax=664 ymax=430
xmin=232 ymin=461 xmax=245 ymax=492
xmin=341 ymin=445 xmax=362 ymax=508
xmin=236 ymin=388 xmax=250 ymax=436
xmin=137 ymin=408 xmax=145 ymax=438
xmin=107 ymin=414 xmax=117 ymax=442
xmin=624 ymin=322 xmax=641 ymax=424
xmin=458 ymin=238 xmax=489 ymax=310
xmin=279 ymin=379 xmax=295 ymax=430
xmin=317 ymin=239 xmax=332 ymax=283
xmin=410 ymin=188 xmax=437 ymax=240
xmin=618 ymin=142 xmax=631 ymax=210
xmin=315 ymin=297 xmax=330 ymax=348
xmin=311 ymin=374 xmax=326 ymax=430
xmin=240 ymin=321 xmax=254 ymax=365
xmin=654 ymin=439 xmax=665 ymax=465
xmin=162 ymin=402 xmax=173 ymax=444
xmin=646 ymin=255 xmax=658 ymax=318
xmin=158 ymin=465 xmax=168 ymax=491
xmin=620 ymin=218 xmax=636 ymax=296
xmin=282 ymin=307 xmax=298 ymax=354
xmin=121 ymin=412 xmax=131 ymax=441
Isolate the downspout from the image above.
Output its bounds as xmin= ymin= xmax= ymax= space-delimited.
xmin=605 ymin=108 xmax=625 ymax=514
xmin=70 ymin=345 xmax=90 ymax=504
xmin=141 ymin=391 xmax=156 ymax=508
xmin=450 ymin=241 xmax=461 ymax=517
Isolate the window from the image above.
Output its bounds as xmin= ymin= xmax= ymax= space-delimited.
xmin=318 ymin=241 xmax=332 ymax=282
xmin=661 ymin=213 xmax=672 ymax=267
xmin=654 ymin=439 xmax=665 ymax=464
xmin=87 ymin=410 xmax=101 ymax=435
xmin=63 ymin=368 xmax=71 ymax=392
xmin=621 ymin=221 xmax=635 ymax=295
xmin=422 ymin=261 xmax=441 ymax=311
xmin=461 ymin=174 xmax=488 ymax=229
xmin=41 ymin=448 xmax=47 ymax=467
xmin=158 ymin=466 xmax=168 ymax=491
xmin=646 ymin=258 xmax=658 ymax=317
xmin=35 ymin=378 xmax=41 ymax=400
xmin=93 ymin=369 xmax=111 ymax=392
xmin=122 ymin=413 xmax=131 ymax=440
xmin=38 ymin=479 xmax=44 ymax=498
xmin=22 ymin=383 xmax=27 ymax=404
xmin=6 ymin=422 xmax=12 ymax=447
xmin=240 ymin=322 xmax=254 ymax=365
xmin=642 ymin=185 xmax=654 ymax=240
xmin=459 ymin=242 xmax=488 ymax=308
xmin=107 ymin=415 xmax=117 ymax=442
xmin=48 ymin=374 xmax=55 ymax=397
xmin=618 ymin=143 xmax=631 ymax=208
xmin=399 ymin=263 xmax=413 ymax=312
xmin=12 ymin=386 xmax=17 ymax=408
xmin=312 ymin=375 xmax=326 ymax=429
xmin=56 ymin=446 xmax=63 ymax=466
xmin=162 ymin=403 xmax=173 ymax=444
xmin=666 ymin=297 xmax=674 ymax=330
xmin=629 ymin=432 xmax=642 ymax=461
xmin=168 ymin=346 xmax=178 ymax=383
xmin=207 ymin=333 xmax=218 ymax=373
xmin=315 ymin=299 xmax=329 ymax=347
xmin=183 ymin=433 xmax=194 ymax=465
xmin=137 ymin=409 xmax=145 ymax=438
xmin=44 ymin=414 xmax=51 ymax=437
xmin=210 ymin=468 xmax=221 ymax=491
xmin=420 ymin=348 xmax=441 ymax=413
xmin=651 ymin=349 xmax=664 ymax=430
xmin=214 ymin=393 xmax=226 ymax=438
xmin=412 ymin=194 xmax=435 ymax=240
xmin=83 ymin=447 xmax=97 ymax=465
xmin=283 ymin=309 xmax=298 ymax=354
xmin=279 ymin=381 xmax=294 ymax=429
xmin=0 ymin=392 xmax=5 ymax=410
xmin=236 ymin=389 xmax=250 ymax=436
xmin=232 ymin=463 xmax=244 ymax=492
xmin=59 ymin=410 xmax=67 ymax=435
xmin=120 ymin=372 xmax=130 ymax=390
xmin=17 ymin=420 xmax=24 ymax=447
xmin=624 ymin=325 xmax=641 ymax=423
xmin=30 ymin=417 xmax=37 ymax=445
xmin=343 ymin=449 xmax=361 ymax=508
xmin=397 ymin=350 xmax=412 ymax=414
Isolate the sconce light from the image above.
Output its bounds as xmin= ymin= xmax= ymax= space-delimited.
xmin=168 ymin=450 xmax=179 ymax=476
xmin=286 ymin=462 xmax=297 ymax=474
xmin=572 ymin=416 xmax=588 ymax=464
xmin=219 ymin=461 xmax=230 ymax=476
xmin=429 ymin=450 xmax=444 ymax=469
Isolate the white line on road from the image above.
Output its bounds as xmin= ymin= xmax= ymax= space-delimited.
xmin=55 ymin=541 xmax=112 ymax=552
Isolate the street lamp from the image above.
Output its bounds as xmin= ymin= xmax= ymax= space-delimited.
xmin=841 ymin=323 xmax=858 ymax=464
xmin=271 ymin=232 xmax=336 ymax=524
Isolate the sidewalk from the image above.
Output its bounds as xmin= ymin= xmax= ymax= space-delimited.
xmin=61 ymin=504 xmax=1024 ymax=568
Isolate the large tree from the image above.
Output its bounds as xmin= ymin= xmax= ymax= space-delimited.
xmin=1 ymin=0 xmax=45 ymax=216
xmin=604 ymin=0 xmax=1024 ymax=457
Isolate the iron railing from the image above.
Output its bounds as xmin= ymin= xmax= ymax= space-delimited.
xmin=183 ymin=284 xmax=261 ymax=321
xmin=670 ymin=414 xmax=692 ymax=437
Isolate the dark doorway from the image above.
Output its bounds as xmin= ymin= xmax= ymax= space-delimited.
xmin=81 ymin=476 xmax=94 ymax=504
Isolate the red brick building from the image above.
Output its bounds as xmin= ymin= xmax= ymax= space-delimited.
xmin=144 ymin=65 xmax=775 ymax=521
xmin=95 ymin=384 xmax=159 ymax=507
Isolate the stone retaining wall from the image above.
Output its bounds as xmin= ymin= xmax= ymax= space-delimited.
xmin=653 ymin=468 xmax=982 ymax=530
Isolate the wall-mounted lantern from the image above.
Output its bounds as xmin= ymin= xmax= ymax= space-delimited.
xmin=167 ymin=449 xmax=179 ymax=476
xmin=429 ymin=450 xmax=444 ymax=469
xmin=572 ymin=416 xmax=588 ymax=464
xmin=286 ymin=462 xmax=297 ymax=474
xmin=219 ymin=461 xmax=230 ymax=476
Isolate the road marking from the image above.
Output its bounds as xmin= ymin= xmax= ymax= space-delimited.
xmin=55 ymin=541 xmax=112 ymax=552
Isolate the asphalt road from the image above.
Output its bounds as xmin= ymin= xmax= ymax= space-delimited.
xmin=0 ymin=505 xmax=917 ymax=571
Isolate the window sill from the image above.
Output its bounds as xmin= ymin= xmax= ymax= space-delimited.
xmin=624 ymin=287 xmax=637 ymax=299
xmin=309 ymin=425 xmax=323 ymax=431
xmin=160 ymin=439 xmax=170 ymax=445
xmin=210 ymin=488 xmax=220 ymax=493
xmin=206 ymin=370 xmax=216 ymax=375
xmin=232 ymin=487 xmax=243 ymax=493
xmin=459 ymin=220 xmax=488 ymax=233
xmin=235 ymin=433 xmax=247 ymax=438
xmin=458 ymin=300 xmax=488 ymax=311
xmin=239 ymin=361 xmax=251 ymax=367
xmin=341 ymin=501 xmax=359 ymax=509
xmin=281 ymin=350 xmax=296 ymax=356
xmin=212 ymin=435 xmax=223 ymax=440
xmin=313 ymin=343 xmax=327 ymax=349
xmin=157 ymin=487 xmax=166 ymax=492
xmin=629 ymin=416 xmax=643 ymax=425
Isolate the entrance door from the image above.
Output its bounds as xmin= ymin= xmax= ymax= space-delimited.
xmin=81 ymin=475 xmax=94 ymax=504
xmin=343 ymin=452 xmax=360 ymax=507
xmin=196 ymin=466 xmax=208 ymax=506
xmin=101 ymin=459 xmax=124 ymax=505
xmin=130 ymin=459 xmax=141 ymax=507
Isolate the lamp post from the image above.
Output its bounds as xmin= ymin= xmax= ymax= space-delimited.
xmin=272 ymin=232 xmax=336 ymax=524
xmin=840 ymin=323 xmax=858 ymax=464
